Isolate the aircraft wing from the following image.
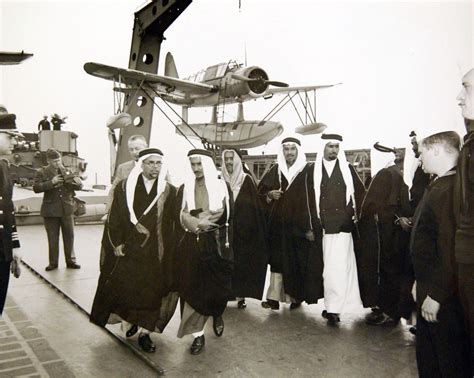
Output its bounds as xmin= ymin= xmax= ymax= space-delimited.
xmin=265 ymin=83 xmax=342 ymax=95
xmin=0 ymin=51 xmax=33 ymax=65
xmin=84 ymin=62 xmax=217 ymax=96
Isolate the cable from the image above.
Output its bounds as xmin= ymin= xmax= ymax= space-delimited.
xmin=141 ymin=88 xmax=197 ymax=149
xmin=146 ymin=83 xmax=207 ymax=144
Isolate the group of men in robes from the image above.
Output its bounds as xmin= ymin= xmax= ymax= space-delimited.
xmin=91 ymin=145 xmax=268 ymax=355
xmin=258 ymin=135 xmax=366 ymax=325
xmin=88 ymin=66 xmax=474 ymax=370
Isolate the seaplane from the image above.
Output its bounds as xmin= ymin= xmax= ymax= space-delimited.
xmin=0 ymin=51 xmax=33 ymax=65
xmin=84 ymin=52 xmax=340 ymax=149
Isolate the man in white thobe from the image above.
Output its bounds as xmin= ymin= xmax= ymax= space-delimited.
xmin=314 ymin=133 xmax=364 ymax=325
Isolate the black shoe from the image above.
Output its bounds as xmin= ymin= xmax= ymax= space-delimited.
xmin=237 ymin=300 xmax=247 ymax=309
xmin=322 ymin=310 xmax=340 ymax=326
xmin=66 ymin=263 xmax=81 ymax=269
xmin=365 ymin=310 xmax=381 ymax=322
xmin=409 ymin=325 xmax=417 ymax=335
xmin=126 ymin=324 xmax=139 ymax=338
xmin=290 ymin=302 xmax=302 ymax=310
xmin=190 ymin=335 xmax=205 ymax=355
xmin=366 ymin=312 xmax=399 ymax=327
xmin=261 ymin=300 xmax=280 ymax=310
xmin=45 ymin=265 xmax=58 ymax=271
xmin=213 ymin=316 xmax=224 ymax=337
xmin=138 ymin=333 xmax=156 ymax=353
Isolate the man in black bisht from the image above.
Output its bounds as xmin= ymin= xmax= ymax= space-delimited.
xmin=176 ymin=149 xmax=233 ymax=355
xmin=358 ymin=142 xmax=409 ymax=326
xmin=454 ymin=67 xmax=474 ymax=373
xmin=258 ymin=137 xmax=323 ymax=310
xmin=411 ymin=131 xmax=470 ymax=377
xmin=397 ymin=131 xmax=431 ymax=332
xmin=221 ymin=149 xmax=268 ymax=309
xmin=90 ymin=148 xmax=179 ymax=353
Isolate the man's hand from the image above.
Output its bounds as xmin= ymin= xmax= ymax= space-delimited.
xmin=421 ymin=296 xmax=440 ymax=323
xmin=10 ymin=257 xmax=21 ymax=278
xmin=135 ymin=222 xmax=149 ymax=235
xmin=11 ymin=249 xmax=21 ymax=278
xmin=114 ymin=244 xmax=125 ymax=257
xmin=51 ymin=175 xmax=64 ymax=187
xmin=398 ymin=217 xmax=413 ymax=232
xmin=305 ymin=230 xmax=315 ymax=242
xmin=268 ymin=190 xmax=283 ymax=201
xmin=197 ymin=219 xmax=218 ymax=232
xmin=72 ymin=177 xmax=82 ymax=186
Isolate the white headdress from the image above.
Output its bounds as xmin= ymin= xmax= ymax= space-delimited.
xmin=126 ymin=148 xmax=168 ymax=225
xmin=182 ymin=150 xmax=229 ymax=212
xmin=370 ymin=142 xmax=396 ymax=178
xmin=221 ymin=149 xmax=246 ymax=201
xmin=403 ymin=133 xmax=420 ymax=200
xmin=276 ymin=136 xmax=307 ymax=189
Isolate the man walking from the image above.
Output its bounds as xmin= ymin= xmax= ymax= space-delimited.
xmin=90 ymin=148 xmax=179 ymax=353
xmin=258 ymin=137 xmax=323 ymax=310
xmin=221 ymin=149 xmax=268 ymax=308
xmin=358 ymin=142 xmax=409 ymax=326
xmin=176 ymin=149 xmax=233 ymax=355
xmin=313 ymin=133 xmax=365 ymax=325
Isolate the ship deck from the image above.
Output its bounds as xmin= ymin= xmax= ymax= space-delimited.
xmin=4 ymin=224 xmax=419 ymax=377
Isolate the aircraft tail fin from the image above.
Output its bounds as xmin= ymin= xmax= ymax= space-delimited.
xmin=165 ymin=52 xmax=179 ymax=78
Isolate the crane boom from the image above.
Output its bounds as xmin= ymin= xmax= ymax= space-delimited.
xmin=113 ymin=0 xmax=192 ymax=176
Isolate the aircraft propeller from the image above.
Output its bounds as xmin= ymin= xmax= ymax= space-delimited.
xmin=231 ymin=73 xmax=288 ymax=88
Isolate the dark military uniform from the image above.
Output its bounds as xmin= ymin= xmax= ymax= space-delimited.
xmin=411 ymin=171 xmax=470 ymax=377
xmin=33 ymin=165 xmax=82 ymax=267
xmin=0 ymin=159 xmax=20 ymax=314
xmin=454 ymin=130 xmax=474 ymax=372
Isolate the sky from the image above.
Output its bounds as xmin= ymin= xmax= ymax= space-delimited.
xmin=1 ymin=0 xmax=472 ymax=185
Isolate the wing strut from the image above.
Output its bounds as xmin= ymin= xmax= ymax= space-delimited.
xmin=142 ymin=83 xmax=209 ymax=148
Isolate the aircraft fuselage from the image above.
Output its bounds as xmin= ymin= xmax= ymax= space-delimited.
xmin=169 ymin=62 xmax=270 ymax=107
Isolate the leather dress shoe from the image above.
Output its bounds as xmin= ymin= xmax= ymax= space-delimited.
xmin=66 ymin=263 xmax=81 ymax=269
xmin=322 ymin=310 xmax=340 ymax=326
xmin=45 ymin=265 xmax=58 ymax=271
xmin=290 ymin=302 xmax=302 ymax=310
xmin=366 ymin=312 xmax=399 ymax=327
xmin=213 ymin=316 xmax=224 ymax=337
xmin=365 ymin=310 xmax=382 ymax=322
xmin=126 ymin=324 xmax=139 ymax=338
xmin=261 ymin=300 xmax=280 ymax=310
xmin=237 ymin=300 xmax=247 ymax=309
xmin=138 ymin=333 xmax=156 ymax=353
xmin=190 ymin=335 xmax=205 ymax=355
